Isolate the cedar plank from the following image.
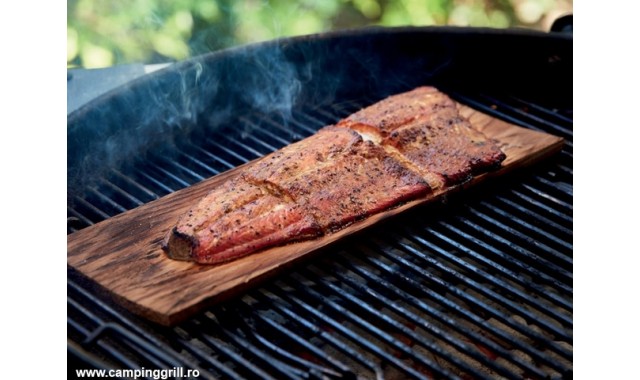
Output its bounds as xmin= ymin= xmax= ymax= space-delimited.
xmin=67 ymin=103 xmax=564 ymax=325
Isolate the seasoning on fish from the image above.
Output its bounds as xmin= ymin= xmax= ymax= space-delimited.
xmin=162 ymin=86 xmax=506 ymax=264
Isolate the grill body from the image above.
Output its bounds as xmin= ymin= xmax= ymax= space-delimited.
xmin=68 ymin=27 xmax=572 ymax=380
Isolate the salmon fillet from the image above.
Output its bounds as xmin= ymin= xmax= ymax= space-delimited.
xmin=248 ymin=127 xmax=431 ymax=231
xmin=337 ymin=86 xmax=506 ymax=188
xmin=163 ymin=179 xmax=321 ymax=264
xmin=162 ymin=86 xmax=506 ymax=264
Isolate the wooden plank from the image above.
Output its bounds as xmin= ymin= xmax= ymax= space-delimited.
xmin=67 ymin=103 xmax=564 ymax=326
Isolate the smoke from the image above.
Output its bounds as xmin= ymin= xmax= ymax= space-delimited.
xmin=68 ymin=57 xmax=216 ymax=196
xmin=190 ymin=38 xmax=329 ymax=144
xmin=238 ymin=46 xmax=302 ymax=119
xmin=67 ymin=40 xmax=312 ymax=198
xmin=68 ymin=30 xmax=449 ymax=202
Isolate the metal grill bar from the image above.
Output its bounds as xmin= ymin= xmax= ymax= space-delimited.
xmin=263 ymin=113 xmax=318 ymax=138
xmin=314 ymin=261 xmax=527 ymax=379
xmin=446 ymin=217 xmax=573 ymax=289
xmin=238 ymin=117 xmax=294 ymax=145
xmin=435 ymin=219 xmax=573 ymax=316
xmin=474 ymin=200 xmax=573 ymax=255
xmin=277 ymin=282 xmax=444 ymax=379
xmin=508 ymin=187 xmax=572 ymax=226
xmin=521 ymin=182 xmax=572 ymax=212
xmin=401 ymin=237 xmax=572 ymax=366
xmin=219 ymin=134 xmax=268 ymax=159
xmin=67 ymin=205 xmax=95 ymax=229
xmin=70 ymin=194 xmax=111 ymax=221
xmin=329 ymin=252 xmax=546 ymax=379
xmin=252 ymin=289 xmax=386 ymax=379
xmin=295 ymin=111 xmax=342 ymax=132
xmin=204 ymin=136 xmax=254 ymax=165
xmin=191 ymin=317 xmax=314 ymax=380
xmin=160 ymin=156 xmax=207 ymax=182
xmin=311 ymin=101 xmax=368 ymax=124
xmin=249 ymin=311 xmax=352 ymax=378
xmin=110 ymin=169 xmax=161 ymax=201
xmin=96 ymin=179 xmax=144 ymax=207
xmin=300 ymin=266 xmax=492 ymax=379
xmin=492 ymin=194 xmax=572 ymax=237
xmin=353 ymin=243 xmax=563 ymax=377
xmin=178 ymin=321 xmax=279 ymax=380
xmin=176 ymin=151 xmax=220 ymax=177
xmin=477 ymin=94 xmax=573 ymax=137
xmin=446 ymin=91 xmax=573 ymax=142
xmin=508 ymin=95 xmax=572 ymax=123
xmin=189 ymin=143 xmax=238 ymax=171
xmin=130 ymin=165 xmax=179 ymax=195
xmin=403 ymin=232 xmax=571 ymax=344
xmin=145 ymin=160 xmax=194 ymax=188
xmin=235 ymin=122 xmax=289 ymax=156
xmin=86 ymin=186 xmax=129 ymax=214
xmin=68 ymin=278 xmax=221 ymax=378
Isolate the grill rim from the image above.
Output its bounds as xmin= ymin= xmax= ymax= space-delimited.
xmin=67 ymin=25 xmax=571 ymax=124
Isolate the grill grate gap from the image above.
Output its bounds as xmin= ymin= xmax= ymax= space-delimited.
xmin=277 ymin=276 xmax=450 ymax=379
xmin=359 ymin=233 xmax=572 ymax=365
xmin=440 ymin=216 xmax=573 ymax=290
xmin=253 ymin=287 xmax=386 ymax=379
xmin=310 ymin=256 xmax=532 ymax=379
xmin=399 ymin=232 xmax=572 ymax=345
xmin=343 ymin=240 xmax=570 ymax=377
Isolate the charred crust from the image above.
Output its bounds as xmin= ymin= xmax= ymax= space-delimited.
xmin=162 ymin=227 xmax=196 ymax=261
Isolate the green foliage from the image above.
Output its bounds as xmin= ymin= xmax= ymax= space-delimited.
xmin=67 ymin=0 xmax=571 ymax=68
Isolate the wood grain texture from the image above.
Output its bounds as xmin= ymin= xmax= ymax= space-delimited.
xmin=67 ymin=104 xmax=564 ymax=325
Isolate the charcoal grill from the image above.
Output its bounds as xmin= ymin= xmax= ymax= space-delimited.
xmin=68 ymin=25 xmax=572 ymax=379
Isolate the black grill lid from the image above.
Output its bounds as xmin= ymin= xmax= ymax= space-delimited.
xmin=68 ymin=27 xmax=572 ymax=380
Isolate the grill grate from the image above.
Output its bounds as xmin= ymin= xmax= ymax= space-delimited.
xmin=68 ymin=89 xmax=572 ymax=379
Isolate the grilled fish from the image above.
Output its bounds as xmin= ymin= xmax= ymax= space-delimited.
xmin=163 ymin=87 xmax=506 ymax=264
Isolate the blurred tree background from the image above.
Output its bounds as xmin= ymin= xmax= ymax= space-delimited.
xmin=67 ymin=0 xmax=572 ymax=68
